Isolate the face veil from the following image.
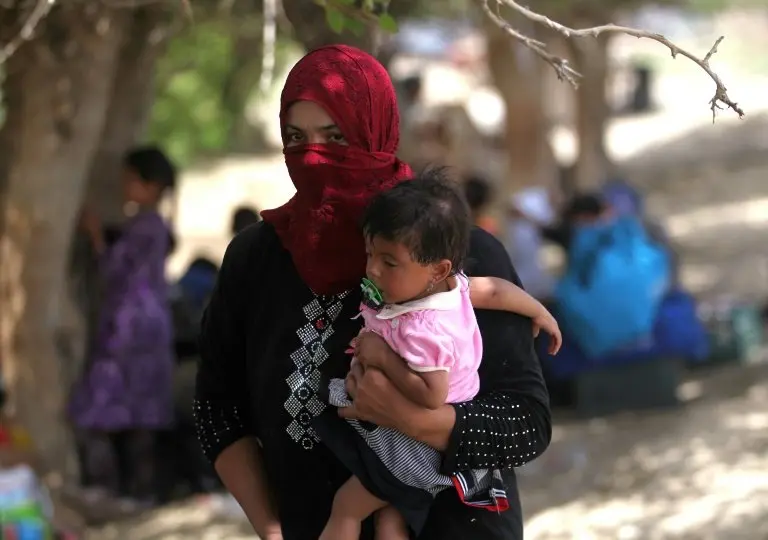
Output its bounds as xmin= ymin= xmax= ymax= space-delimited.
xmin=261 ymin=45 xmax=413 ymax=296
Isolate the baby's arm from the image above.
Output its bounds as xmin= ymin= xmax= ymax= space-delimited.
xmin=376 ymin=361 xmax=449 ymax=410
xmin=469 ymin=276 xmax=543 ymax=317
xmin=469 ymin=276 xmax=562 ymax=354
xmin=356 ymin=323 xmax=452 ymax=410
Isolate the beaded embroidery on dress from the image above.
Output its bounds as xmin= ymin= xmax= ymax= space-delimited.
xmin=284 ymin=292 xmax=350 ymax=450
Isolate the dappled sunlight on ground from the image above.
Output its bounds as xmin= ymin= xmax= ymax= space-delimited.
xmin=85 ymin=498 xmax=254 ymax=539
xmin=84 ymin=365 xmax=768 ymax=539
xmin=519 ymin=365 xmax=768 ymax=540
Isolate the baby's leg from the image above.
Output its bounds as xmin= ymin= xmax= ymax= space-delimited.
xmin=320 ymin=476 xmax=387 ymax=540
xmin=375 ymin=505 xmax=409 ymax=540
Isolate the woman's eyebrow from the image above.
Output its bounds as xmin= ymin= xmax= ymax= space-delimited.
xmin=284 ymin=123 xmax=339 ymax=131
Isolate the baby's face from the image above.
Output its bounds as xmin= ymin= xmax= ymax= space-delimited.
xmin=364 ymin=236 xmax=434 ymax=305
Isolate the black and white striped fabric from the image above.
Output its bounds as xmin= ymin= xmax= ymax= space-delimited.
xmin=327 ymin=376 xmax=507 ymax=511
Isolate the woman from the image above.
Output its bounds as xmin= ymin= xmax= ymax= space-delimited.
xmin=194 ymin=45 xmax=551 ymax=540
xmin=70 ymin=146 xmax=176 ymax=507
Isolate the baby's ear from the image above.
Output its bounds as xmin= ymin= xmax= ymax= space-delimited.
xmin=432 ymin=259 xmax=453 ymax=284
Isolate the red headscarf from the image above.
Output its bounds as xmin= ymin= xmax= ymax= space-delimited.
xmin=261 ymin=45 xmax=413 ymax=296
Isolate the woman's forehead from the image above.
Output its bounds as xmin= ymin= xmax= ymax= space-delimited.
xmin=284 ymin=100 xmax=337 ymax=129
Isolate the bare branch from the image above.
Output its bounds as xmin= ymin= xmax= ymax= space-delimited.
xmin=481 ymin=0 xmax=744 ymax=121
xmin=0 ymin=0 xmax=56 ymax=65
xmin=259 ymin=0 xmax=278 ymax=94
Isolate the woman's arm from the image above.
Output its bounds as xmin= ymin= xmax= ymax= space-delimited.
xmin=194 ymin=224 xmax=281 ymax=538
xmin=342 ymin=229 xmax=552 ymax=470
xmin=441 ymin=229 xmax=552 ymax=472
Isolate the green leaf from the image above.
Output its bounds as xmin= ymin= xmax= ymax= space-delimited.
xmin=325 ymin=7 xmax=346 ymax=34
xmin=378 ymin=13 xmax=398 ymax=33
xmin=334 ymin=0 xmax=355 ymax=4
xmin=345 ymin=18 xmax=366 ymax=36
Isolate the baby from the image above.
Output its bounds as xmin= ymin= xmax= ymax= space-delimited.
xmin=316 ymin=168 xmax=560 ymax=540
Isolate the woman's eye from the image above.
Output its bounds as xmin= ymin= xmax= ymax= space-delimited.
xmin=384 ymin=261 xmax=397 ymax=268
xmin=287 ymin=132 xmax=303 ymax=143
xmin=329 ymin=133 xmax=346 ymax=144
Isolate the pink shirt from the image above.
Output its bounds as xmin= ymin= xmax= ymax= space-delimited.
xmin=359 ymin=275 xmax=483 ymax=403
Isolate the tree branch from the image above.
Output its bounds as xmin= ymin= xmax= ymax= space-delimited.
xmin=0 ymin=0 xmax=56 ymax=65
xmin=480 ymin=0 xmax=744 ymax=122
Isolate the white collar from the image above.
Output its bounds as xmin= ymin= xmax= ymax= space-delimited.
xmin=376 ymin=277 xmax=462 ymax=320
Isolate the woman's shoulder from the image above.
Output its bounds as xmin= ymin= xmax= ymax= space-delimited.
xmin=227 ymin=221 xmax=280 ymax=258
xmin=219 ymin=222 xmax=286 ymax=282
xmin=466 ymin=227 xmax=521 ymax=285
xmin=468 ymin=227 xmax=506 ymax=261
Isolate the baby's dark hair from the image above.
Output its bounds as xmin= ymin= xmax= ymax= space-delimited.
xmin=124 ymin=145 xmax=177 ymax=191
xmin=362 ymin=167 xmax=471 ymax=273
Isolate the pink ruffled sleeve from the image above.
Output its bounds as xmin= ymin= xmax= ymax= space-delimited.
xmin=391 ymin=317 xmax=457 ymax=373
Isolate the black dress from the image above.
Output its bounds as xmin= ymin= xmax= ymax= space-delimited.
xmin=194 ymin=222 xmax=552 ymax=540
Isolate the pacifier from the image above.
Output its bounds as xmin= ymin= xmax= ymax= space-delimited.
xmin=360 ymin=277 xmax=384 ymax=310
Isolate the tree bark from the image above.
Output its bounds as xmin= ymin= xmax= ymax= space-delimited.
xmin=67 ymin=6 xmax=170 ymax=401
xmin=484 ymin=15 xmax=556 ymax=211
xmin=83 ymin=6 xmax=169 ymax=224
xmin=569 ymin=32 xmax=613 ymax=191
xmin=222 ymin=29 xmax=268 ymax=152
xmin=0 ymin=3 xmax=130 ymax=482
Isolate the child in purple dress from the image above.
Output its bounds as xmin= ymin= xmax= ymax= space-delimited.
xmin=69 ymin=146 xmax=176 ymax=507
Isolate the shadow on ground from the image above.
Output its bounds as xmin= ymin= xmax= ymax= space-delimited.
xmin=519 ymin=363 xmax=768 ymax=540
xmin=82 ymin=364 xmax=768 ymax=540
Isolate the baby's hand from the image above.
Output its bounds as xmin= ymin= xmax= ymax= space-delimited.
xmin=532 ymin=307 xmax=562 ymax=355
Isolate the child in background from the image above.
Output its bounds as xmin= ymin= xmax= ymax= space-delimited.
xmin=69 ymin=146 xmax=176 ymax=509
xmin=316 ymin=168 xmax=560 ymax=540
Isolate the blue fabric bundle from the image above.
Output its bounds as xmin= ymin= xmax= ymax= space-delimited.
xmin=555 ymin=216 xmax=670 ymax=359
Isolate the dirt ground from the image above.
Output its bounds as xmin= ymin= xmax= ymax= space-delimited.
xmin=82 ymin=362 xmax=768 ymax=540
xmin=519 ymin=362 xmax=768 ymax=540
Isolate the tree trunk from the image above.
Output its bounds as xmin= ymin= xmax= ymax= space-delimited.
xmin=0 ymin=4 xmax=130 ymax=482
xmin=282 ymin=0 xmax=379 ymax=53
xmin=67 ymin=6 xmax=169 ymax=398
xmin=569 ymin=33 xmax=612 ymax=191
xmin=484 ymin=15 xmax=556 ymax=217
xmin=222 ymin=30 xmax=268 ymax=152
xmin=83 ymin=6 xmax=169 ymax=224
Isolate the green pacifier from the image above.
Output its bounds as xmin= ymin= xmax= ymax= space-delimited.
xmin=361 ymin=278 xmax=384 ymax=308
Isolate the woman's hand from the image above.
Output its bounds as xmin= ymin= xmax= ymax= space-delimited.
xmin=261 ymin=524 xmax=284 ymax=540
xmin=340 ymin=338 xmax=456 ymax=451
xmin=339 ymin=366 xmax=403 ymax=431
xmin=345 ymin=358 xmax=363 ymax=399
xmin=532 ymin=305 xmax=562 ymax=355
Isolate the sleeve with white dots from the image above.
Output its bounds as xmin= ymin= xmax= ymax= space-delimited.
xmin=440 ymin=228 xmax=553 ymax=475
xmin=194 ymin=225 xmax=263 ymax=463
